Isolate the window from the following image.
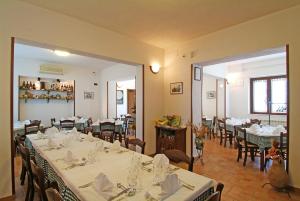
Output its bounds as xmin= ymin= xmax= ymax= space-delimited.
xmin=250 ymin=75 xmax=287 ymax=114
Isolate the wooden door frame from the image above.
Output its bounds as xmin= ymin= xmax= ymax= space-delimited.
xmin=191 ymin=46 xmax=290 ymax=170
xmin=127 ymin=89 xmax=136 ymax=115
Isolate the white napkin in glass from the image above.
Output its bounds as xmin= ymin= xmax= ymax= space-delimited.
xmin=249 ymin=124 xmax=260 ymax=132
xmin=71 ymin=127 xmax=77 ymax=133
xmin=36 ymin=131 xmax=43 ymax=139
xmin=87 ymin=132 xmax=94 ymax=142
xmin=153 ymin=154 xmax=169 ymax=170
xmin=47 ymin=138 xmax=57 ymax=148
xmin=93 ymin=173 xmax=114 ymax=200
xmin=111 ymin=140 xmax=121 ymax=151
xmin=64 ymin=150 xmax=74 ymax=163
xmin=272 ymin=125 xmax=286 ymax=134
xmin=23 ymin=120 xmax=30 ymax=124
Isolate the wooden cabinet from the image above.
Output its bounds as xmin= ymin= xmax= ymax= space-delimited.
xmin=155 ymin=125 xmax=186 ymax=153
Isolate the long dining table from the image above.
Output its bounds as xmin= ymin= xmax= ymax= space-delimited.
xmin=25 ymin=133 xmax=215 ymax=201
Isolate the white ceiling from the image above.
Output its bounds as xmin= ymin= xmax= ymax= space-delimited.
xmin=19 ymin=0 xmax=300 ymax=48
xmin=204 ymin=52 xmax=286 ymax=78
xmin=15 ymin=43 xmax=118 ymax=70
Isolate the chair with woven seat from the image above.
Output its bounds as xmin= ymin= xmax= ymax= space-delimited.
xmin=19 ymin=144 xmax=35 ymax=201
xmin=209 ymin=116 xmax=217 ymax=139
xmin=217 ymin=119 xmax=233 ymax=147
xmin=60 ymin=120 xmax=75 ymax=131
xmin=163 ymin=149 xmax=194 ymax=172
xmin=235 ymin=126 xmax=260 ymax=166
xmin=46 ymin=188 xmax=62 ymax=201
xmin=125 ymin=138 xmax=146 ymax=154
xmin=30 ymin=160 xmax=59 ymax=201
xmin=99 ymin=122 xmax=115 ymax=143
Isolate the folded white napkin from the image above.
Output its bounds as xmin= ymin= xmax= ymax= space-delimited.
xmin=71 ymin=127 xmax=77 ymax=133
xmin=62 ymin=136 xmax=72 ymax=147
xmin=145 ymin=174 xmax=181 ymax=201
xmin=93 ymin=173 xmax=114 ymax=200
xmin=46 ymin=127 xmax=59 ymax=135
xmin=111 ymin=140 xmax=121 ymax=151
xmin=23 ymin=120 xmax=31 ymax=124
xmin=159 ymin=174 xmax=181 ymax=200
xmin=249 ymin=124 xmax=260 ymax=132
xmin=64 ymin=150 xmax=74 ymax=163
xmin=36 ymin=131 xmax=43 ymax=139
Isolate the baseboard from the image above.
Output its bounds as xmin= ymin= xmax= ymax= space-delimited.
xmin=0 ymin=195 xmax=14 ymax=201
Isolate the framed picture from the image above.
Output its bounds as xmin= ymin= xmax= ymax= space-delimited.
xmin=194 ymin=67 xmax=201 ymax=81
xmin=116 ymin=90 xmax=124 ymax=104
xmin=170 ymin=82 xmax=183 ymax=95
xmin=84 ymin=91 xmax=94 ymax=100
xmin=207 ymin=91 xmax=216 ymax=99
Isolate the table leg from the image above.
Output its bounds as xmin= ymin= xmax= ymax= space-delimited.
xmin=260 ymin=148 xmax=265 ymax=171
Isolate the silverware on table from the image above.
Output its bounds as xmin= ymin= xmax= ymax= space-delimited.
xmin=179 ymin=179 xmax=195 ymax=191
xmin=142 ymin=160 xmax=153 ymax=166
xmin=107 ymin=183 xmax=129 ymax=201
xmin=78 ymin=181 xmax=93 ymax=188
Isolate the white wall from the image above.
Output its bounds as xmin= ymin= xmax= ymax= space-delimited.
xmin=227 ymin=61 xmax=286 ymax=121
xmin=14 ymin=58 xmax=103 ymax=126
xmin=117 ymin=79 xmax=136 ymax=117
xmin=202 ymin=74 xmax=217 ymax=119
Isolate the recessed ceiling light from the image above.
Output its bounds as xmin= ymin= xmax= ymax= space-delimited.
xmin=54 ymin=49 xmax=70 ymax=57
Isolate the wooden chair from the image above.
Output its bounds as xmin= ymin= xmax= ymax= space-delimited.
xmin=125 ymin=138 xmax=146 ymax=154
xmin=164 ymin=149 xmax=194 ymax=172
xmin=45 ymin=188 xmax=62 ymax=201
xmin=21 ymin=121 xmax=41 ymax=141
xmin=280 ymin=132 xmax=288 ymax=160
xmin=236 ymin=126 xmax=259 ymax=166
xmin=99 ymin=122 xmax=115 ymax=143
xmin=205 ymin=182 xmax=224 ymax=201
xmin=19 ymin=144 xmax=35 ymax=201
xmin=217 ymin=119 xmax=233 ymax=147
xmin=50 ymin=118 xmax=56 ymax=127
xmin=84 ymin=118 xmax=93 ymax=134
xmin=209 ymin=116 xmax=217 ymax=139
xmin=250 ymin=119 xmax=261 ymax=125
xmin=30 ymin=160 xmax=59 ymax=201
xmin=125 ymin=117 xmax=135 ymax=136
xmin=60 ymin=120 xmax=75 ymax=130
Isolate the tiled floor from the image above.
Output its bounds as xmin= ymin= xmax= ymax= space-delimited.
xmin=10 ymin=138 xmax=300 ymax=201
xmin=193 ymin=138 xmax=300 ymax=201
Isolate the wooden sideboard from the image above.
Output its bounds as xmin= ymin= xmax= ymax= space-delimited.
xmin=155 ymin=125 xmax=186 ymax=153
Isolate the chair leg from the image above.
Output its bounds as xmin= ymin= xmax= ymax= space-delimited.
xmin=243 ymin=148 xmax=248 ymax=166
xmin=20 ymin=165 xmax=26 ymax=185
xmin=229 ymin=134 xmax=233 ymax=145
xmin=220 ymin=133 xmax=223 ymax=145
xmin=224 ymin=134 xmax=227 ymax=147
xmin=250 ymin=148 xmax=255 ymax=161
xmin=237 ymin=147 xmax=241 ymax=162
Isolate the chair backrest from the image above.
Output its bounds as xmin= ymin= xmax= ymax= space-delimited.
xmin=212 ymin=116 xmax=217 ymax=126
xmin=25 ymin=121 xmax=41 ymax=135
xmin=19 ymin=144 xmax=32 ymax=173
xmin=50 ymin=118 xmax=56 ymax=127
xmin=216 ymin=182 xmax=224 ymax=201
xmin=46 ymin=188 xmax=62 ymax=201
xmin=126 ymin=118 xmax=135 ymax=135
xmin=87 ymin=118 xmax=93 ymax=127
xmin=125 ymin=138 xmax=146 ymax=154
xmin=205 ymin=192 xmax=220 ymax=201
xmin=163 ymin=149 xmax=194 ymax=172
xmin=217 ymin=119 xmax=226 ymax=132
xmin=236 ymin=126 xmax=248 ymax=147
xmin=250 ymin=119 xmax=261 ymax=125
xmin=31 ymin=160 xmax=47 ymax=201
xmin=280 ymin=132 xmax=288 ymax=154
xmin=60 ymin=120 xmax=75 ymax=130
xmin=100 ymin=122 xmax=115 ymax=132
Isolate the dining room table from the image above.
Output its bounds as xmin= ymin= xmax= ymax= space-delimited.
xmin=91 ymin=119 xmax=123 ymax=134
xmin=25 ymin=132 xmax=216 ymax=201
xmin=237 ymin=125 xmax=286 ymax=171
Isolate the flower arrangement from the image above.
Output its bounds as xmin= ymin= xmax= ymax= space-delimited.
xmin=155 ymin=115 xmax=181 ymax=128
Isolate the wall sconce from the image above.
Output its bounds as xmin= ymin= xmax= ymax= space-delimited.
xmin=150 ymin=63 xmax=160 ymax=74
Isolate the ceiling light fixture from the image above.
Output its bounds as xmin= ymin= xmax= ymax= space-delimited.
xmin=54 ymin=49 xmax=70 ymax=57
xmin=150 ymin=63 xmax=160 ymax=74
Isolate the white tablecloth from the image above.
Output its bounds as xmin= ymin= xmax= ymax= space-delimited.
xmin=27 ymin=134 xmax=214 ymax=201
